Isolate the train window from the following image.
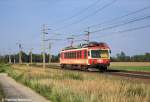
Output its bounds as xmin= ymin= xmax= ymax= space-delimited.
xmin=77 ymin=51 xmax=78 ymax=58
xmin=84 ymin=50 xmax=87 ymax=59
xmin=74 ymin=52 xmax=75 ymax=58
xmin=72 ymin=52 xmax=73 ymax=58
xmin=71 ymin=52 xmax=72 ymax=58
xmin=88 ymin=51 xmax=90 ymax=56
xmin=66 ymin=52 xmax=68 ymax=58
xmin=79 ymin=51 xmax=82 ymax=58
xmin=69 ymin=52 xmax=70 ymax=58
xmin=73 ymin=52 xmax=75 ymax=58
xmin=74 ymin=51 xmax=77 ymax=58
xmin=67 ymin=52 xmax=69 ymax=58
xmin=64 ymin=53 xmax=65 ymax=58
xmin=66 ymin=53 xmax=67 ymax=58
xmin=66 ymin=52 xmax=67 ymax=58
xmin=70 ymin=52 xmax=71 ymax=58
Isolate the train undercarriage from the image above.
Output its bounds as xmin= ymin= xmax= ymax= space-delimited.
xmin=60 ymin=64 xmax=109 ymax=72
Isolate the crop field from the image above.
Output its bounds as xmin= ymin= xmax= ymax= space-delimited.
xmin=0 ymin=64 xmax=149 ymax=102
xmin=110 ymin=62 xmax=150 ymax=72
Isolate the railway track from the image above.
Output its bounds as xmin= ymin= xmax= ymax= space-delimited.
xmin=106 ymin=70 xmax=150 ymax=79
xmin=29 ymin=64 xmax=150 ymax=81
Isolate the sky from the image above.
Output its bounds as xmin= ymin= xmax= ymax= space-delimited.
xmin=0 ymin=0 xmax=150 ymax=56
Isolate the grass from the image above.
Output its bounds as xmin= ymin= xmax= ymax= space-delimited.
xmin=0 ymin=64 xmax=6 ymax=101
xmin=0 ymin=84 xmax=4 ymax=101
xmin=110 ymin=62 xmax=150 ymax=72
xmin=110 ymin=66 xmax=150 ymax=72
xmin=2 ymin=64 xmax=149 ymax=102
xmin=110 ymin=62 xmax=150 ymax=66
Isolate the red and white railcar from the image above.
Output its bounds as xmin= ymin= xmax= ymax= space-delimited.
xmin=60 ymin=42 xmax=111 ymax=71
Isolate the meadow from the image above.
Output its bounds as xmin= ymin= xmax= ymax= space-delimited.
xmin=110 ymin=62 xmax=150 ymax=72
xmin=0 ymin=64 xmax=149 ymax=102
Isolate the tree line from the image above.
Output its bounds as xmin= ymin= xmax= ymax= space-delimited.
xmin=111 ymin=51 xmax=150 ymax=62
xmin=0 ymin=51 xmax=149 ymax=63
xmin=0 ymin=51 xmax=59 ymax=63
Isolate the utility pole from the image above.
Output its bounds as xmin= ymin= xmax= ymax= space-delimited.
xmin=67 ymin=35 xmax=74 ymax=47
xmin=30 ymin=48 xmax=33 ymax=64
xmin=48 ymin=43 xmax=51 ymax=64
xmin=18 ymin=44 xmax=22 ymax=64
xmin=14 ymin=53 xmax=16 ymax=64
xmin=85 ymin=27 xmax=90 ymax=43
xmin=41 ymin=24 xmax=50 ymax=68
xmin=8 ymin=50 xmax=11 ymax=64
xmin=44 ymin=38 xmax=62 ymax=64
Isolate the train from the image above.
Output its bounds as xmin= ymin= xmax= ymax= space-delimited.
xmin=60 ymin=42 xmax=111 ymax=71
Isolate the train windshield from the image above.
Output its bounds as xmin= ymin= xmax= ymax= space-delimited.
xmin=91 ymin=50 xmax=109 ymax=58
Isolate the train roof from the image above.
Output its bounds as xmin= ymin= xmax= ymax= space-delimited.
xmin=62 ymin=42 xmax=110 ymax=51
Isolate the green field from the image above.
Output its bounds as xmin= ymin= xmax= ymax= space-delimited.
xmin=0 ymin=64 xmax=149 ymax=102
xmin=110 ymin=66 xmax=150 ymax=71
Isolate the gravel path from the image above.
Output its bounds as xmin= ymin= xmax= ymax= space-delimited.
xmin=0 ymin=73 xmax=51 ymax=102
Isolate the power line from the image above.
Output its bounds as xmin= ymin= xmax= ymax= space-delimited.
xmin=88 ymin=6 xmax=150 ymax=28
xmin=91 ymin=14 xmax=150 ymax=33
xmin=71 ymin=13 xmax=150 ymax=38
xmin=117 ymin=24 xmax=150 ymax=33
xmin=56 ymin=0 xmax=118 ymax=30
xmin=57 ymin=0 xmax=101 ymax=23
xmin=91 ymin=24 xmax=150 ymax=39
xmin=65 ymin=5 xmax=150 ymax=36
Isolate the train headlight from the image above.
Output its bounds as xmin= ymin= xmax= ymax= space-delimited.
xmin=97 ymin=59 xmax=103 ymax=63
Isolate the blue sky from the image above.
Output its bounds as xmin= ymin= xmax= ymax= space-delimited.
xmin=0 ymin=0 xmax=150 ymax=56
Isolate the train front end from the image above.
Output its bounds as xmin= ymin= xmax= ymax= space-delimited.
xmin=87 ymin=42 xmax=111 ymax=71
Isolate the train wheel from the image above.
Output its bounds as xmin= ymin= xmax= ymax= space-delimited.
xmin=60 ymin=64 xmax=65 ymax=69
xmin=80 ymin=65 xmax=88 ymax=71
xmin=99 ymin=66 xmax=107 ymax=72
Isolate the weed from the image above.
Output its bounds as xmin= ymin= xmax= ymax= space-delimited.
xmin=126 ymin=86 xmax=146 ymax=97
xmin=63 ymin=72 xmax=83 ymax=80
xmin=5 ymin=64 xmax=150 ymax=102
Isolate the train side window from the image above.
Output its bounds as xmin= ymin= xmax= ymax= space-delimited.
xmin=71 ymin=52 xmax=72 ymax=58
xmin=66 ymin=53 xmax=67 ymax=58
xmin=73 ymin=52 xmax=75 ymax=58
xmin=74 ymin=52 xmax=75 ymax=58
xmin=75 ymin=51 xmax=77 ymax=59
xmin=64 ymin=53 xmax=66 ymax=58
xmin=75 ymin=52 xmax=76 ymax=58
xmin=79 ymin=51 xmax=81 ymax=58
xmin=72 ymin=52 xmax=73 ymax=58
xmin=84 ymin=50 xmax=87 ymax=59
xmin=77 ymin=51 xmax=79 ymax=58
xmin=69 ymin=52 xmax=70 ymax=58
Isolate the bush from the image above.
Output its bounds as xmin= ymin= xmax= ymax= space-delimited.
xmin=0 ymin=64 xmax=10 ymax=73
